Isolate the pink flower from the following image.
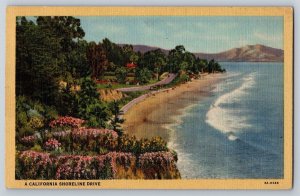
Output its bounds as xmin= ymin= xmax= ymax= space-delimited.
xmin=20 ymin=135 xmax=36 ymax=144
xmin=138 ymin=151 xmax=175 ymax=170
xmin=18 ymin=150 xmax=53 ymax=179
xmin=49 ymin=116 xmax=85 ymax=128
xmin=52 ymin=130 xmax=71 ymax=138
xmin=55 ymin=152 xmax=134 ymax=179
xmin=72 ymin=128 xmax=118 ymax=139
xmin=44 ymin=138 xmax=61 ymax=151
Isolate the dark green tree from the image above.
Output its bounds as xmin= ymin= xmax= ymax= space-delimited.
xmin=86 ymin=42 xmax=109 ymax=79
xmin=115 ymin=67 xmax=128 ymax=83
xmin=140 ymin=49 xmax=167 ymax=80
xmin=77 ymin=77 xmax=109 ymax=127
xmin=102 ymin=38 xmax=124 ymax=68
xmin=167 ymin=45 xmax=186 ymax=72
xmin=36 ymin=16 xmax=85 ymax=79
xmin=183 ymin=52 xmax=196 ymax=72
xmin=16 ymin=17 xmax=63 ymax=105
xmin=207 ymin=59 xmax=224 ymax=73
xmin=109 ymin=101 xmax=125 ymax=136
xmin=16 ymin=16 xmax=87 ymax=107
xmin=68 ymin=40 xmax=91 ymax=78
xmin=135 ymin=68 xmax=152 ymax=84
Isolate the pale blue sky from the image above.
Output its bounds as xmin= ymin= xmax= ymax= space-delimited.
xmin=78 ymin=16 xmax=283 ymax=53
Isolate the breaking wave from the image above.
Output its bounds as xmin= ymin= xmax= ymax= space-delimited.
xmin=206 ymin=72 xmax=256 ymax=137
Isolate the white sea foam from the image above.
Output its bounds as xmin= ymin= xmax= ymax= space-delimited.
xmin=164 ymin=103 xmax=203 ymax=178
xmin=166 ymin=123 xmax=201 ymax=178
xmin=227 ymin=132 xmax=238 ymax=141
xmin=165 ymin=103 xmax=197 ymax=152
xmin=211 ymin=72 xmax=241 ymax=93
xmin=206 ymin=72 xmax=256 ymax=135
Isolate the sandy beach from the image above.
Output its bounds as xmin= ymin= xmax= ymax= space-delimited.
xmin=122 ymin=73 xmax=226 ymax=142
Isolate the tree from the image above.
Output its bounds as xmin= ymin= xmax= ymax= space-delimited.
xmin=109 ymin=101 xmax=125 ymax=136
xmin=199 ymin=59 xmax=208 ymax=73
xmin=102 ymin=38 xmax=124 ymax=67
xmin=85 ymin=103 xmax=108 ymax=128
xmin=135 ymin=68 xmax=152 ymax=84
xmin=36 ymin=16 xmax=85 ymax=79
xmin=167 ymin=45 xmax=186 ymax=72
xmin=77 ymin=77 xmax=109 ymax=127
xmin=78 ymin=77 xmax=100 ymax=111
xmin=129 ymin=53 xmax=139 ymax=64
xmin=16 ymin=17 xmax=63 ymax=105
xmin=122 ymin=44 xmax=135 ymax=64
xmin=36 ymin=16 xmax=85 ymax=53
xmin=152 ymin=50 xmax=167 ymax=80
xmin=16 ymin=16 xmax=88 ymax=107
xmin=183 ymin=52 xmax=196 ymax=72
xmin=68 ymin=40 xmax=91 ymax=78
xmin=115 ymin=67 xmax=128 ymax=83
xmin=139 ymin=49 xmax=167 ymax=81
xmin=207 ymin=59 xmax=224 ymax=73
xmin=56 ymin=84 xmax=79 ymax=116
xmin=86 ymin=42 xmax=109 ymax=79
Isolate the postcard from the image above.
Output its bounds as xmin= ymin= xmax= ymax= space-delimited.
xmin=5 ymin=6 xmax=293 ymax=189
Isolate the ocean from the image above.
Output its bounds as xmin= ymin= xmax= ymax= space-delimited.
xmin=167 ymin=62 xmax=284 ymax=179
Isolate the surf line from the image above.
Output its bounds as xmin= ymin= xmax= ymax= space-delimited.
xmin=205 ymin=72 xmax=257 ymax=140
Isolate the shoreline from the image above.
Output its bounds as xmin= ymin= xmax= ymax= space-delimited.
xmin=122 ymin=73 xmax=226 ymax=142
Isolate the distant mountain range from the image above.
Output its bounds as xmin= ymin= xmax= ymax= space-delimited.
xmin=119 ymin=44 xmax=283 ymax=62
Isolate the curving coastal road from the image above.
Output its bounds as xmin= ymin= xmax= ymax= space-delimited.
xmin=120 ymin=88 xmax=171 ymax=114
xmin=119 ymin=73 xmax=177 ymax=114
xmin=116 ymin=73 xmax=177 ymax=92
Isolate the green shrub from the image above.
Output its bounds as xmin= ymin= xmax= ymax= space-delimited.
xmin=115 ymin=67 xmax=128 ymax=83
xmin=118 ymin=134 xmax=168 ymax=154
xmin=16 ymin=96 xmax=58 ymax=140
xmin=31 ymin=144 xmax=43 ymax=152
xmin=135 ymin=68 xmax=152 ymax=84
xmin=178 ymin=72 xmax=190 ymax=83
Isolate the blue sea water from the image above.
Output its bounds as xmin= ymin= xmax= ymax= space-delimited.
xmin=168 ymin=62 xmax=283 ymax=179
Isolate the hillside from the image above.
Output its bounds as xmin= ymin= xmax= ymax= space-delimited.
xmin=194 ymin=44 xmax=283 ymax=62
xmin=118 ymin=44 xmax=169 ymax=54
xmin=122 ymin=44 xmax=283 ymax=62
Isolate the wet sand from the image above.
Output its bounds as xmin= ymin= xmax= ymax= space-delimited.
xmin=122 ymin=73 xmax=225 ymax=142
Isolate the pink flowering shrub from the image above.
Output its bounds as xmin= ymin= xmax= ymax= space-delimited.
xmin=49 ymin=116 xmax=85 ymax=129
xmin=16 ymin=116 xmax=180 ymax=180
xmin=50 ymin=130 xmax=72 ymax=151
xmin=52 ymin=130 xmax=71 ymax=138
xmin=72 ymin=128 xmax=118 ymax=139
xmin=139 ymin=151 xmax=175 ymax=169
xmin=138 ymin=151 xmax=179 ymax=179
xmin=55 ymin=155 xmax=100 ymax=179
xmin=19 ymin=135 xmax=37 ymax=146
xmin=71 ymin=128 xmax=118 ymax=151
xmin=56 ymin=152 xmax=134 ymax=179
xmin=105 ymin=152 xmax=136 ymax=175
xmin=16 ymin=150 xmax=135 ymax=180
xmin=48 ymin=128 xmax=118 ymax=153
xmin=17 ymin=150 xmax=54 ymax=179
xmin=44 ymin=138 xmax=61 ymax=151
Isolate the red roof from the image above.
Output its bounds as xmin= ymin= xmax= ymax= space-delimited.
xmin=126 ymin=62 xmax=137 ymax=68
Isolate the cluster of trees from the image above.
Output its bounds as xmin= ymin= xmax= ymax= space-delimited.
xmin=16 ymin=16 xmax=113 ymax=138
xmin=16 ymin=16 xmax=89 ymax=106
xmin=167 ymin=45 xmax=225 ymax=74
xmin=87 ymin=40 xmax=225 ymax=84
xmin=16 ymin=16 xmax=225 ymax=138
